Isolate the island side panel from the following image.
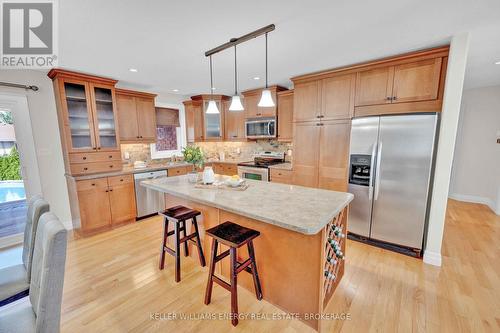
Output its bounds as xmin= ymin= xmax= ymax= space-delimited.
xmin=218 ymin=210 xmax=323 ymax=331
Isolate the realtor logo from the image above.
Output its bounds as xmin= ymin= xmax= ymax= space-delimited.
xmin=1 ymin=0 xmax=58 ymax=68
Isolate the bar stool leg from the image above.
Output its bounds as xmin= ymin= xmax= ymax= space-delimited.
xmin=204 ymin=239 xmax=218 ymax=305
xmin=181 ymin=220 xmax=189 ymax=257
xmin=174 ymin=221 xmax=181 ymax=282
xmin=248 ymin=240 xmax=263 ymax=300
xmin=192 ymin=216 xmax=206 ymax=267
xmin=230 ymin=247 xmax=239 ymax=326
xmin=159 ymin=217 xmax=169 ymax=270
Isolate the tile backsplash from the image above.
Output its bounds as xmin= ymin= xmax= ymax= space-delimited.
xmin=121 ymin=140 xmax=292 ymax=165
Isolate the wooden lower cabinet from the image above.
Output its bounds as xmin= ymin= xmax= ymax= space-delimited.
xmin=292 ymin=122 xmax=320 ymax=187
xmin=108 ymin=175 xmax=137 ymax=225
xmin=212 ymin=163 xmax=238 ymax=176
xmin=318 ymin=120 xmax=351 ymax=192
xmin=76 ymin=178 xmax=112 ymax=232
xmin=292 ymin=120 xmax=351 ymax=191
xmin=270 ymin=169 xmax=293 ymax=184
xmin=76 ymin=174 xmax=136 ymax=233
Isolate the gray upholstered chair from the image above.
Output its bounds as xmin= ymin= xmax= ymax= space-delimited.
xmin=0 ymin=212 xmax=67 ymax=333
xmin=0 ymin=196 xmax=49 ymax=304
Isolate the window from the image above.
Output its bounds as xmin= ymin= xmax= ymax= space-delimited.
xmin=150 ymin=104 xmax=186 ymax=159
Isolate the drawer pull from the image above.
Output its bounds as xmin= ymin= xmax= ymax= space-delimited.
xmin=109 ymin=165 xmax=113 ymax=168
xmin=109 ymin=155 xmax=112 ymax=158
xmin=83 ymin=167 xmax=88 ymax=171
xmin=83 ymin=157 xmax=87 ymax=160
xmin=91 ymin=183 xmax=95 ymax=186
xmin=120 ymin=179 xmax=124 ymax=182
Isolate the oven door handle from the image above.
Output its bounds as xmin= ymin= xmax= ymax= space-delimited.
xmin=266 ymin=122 xmax=271 ymax=136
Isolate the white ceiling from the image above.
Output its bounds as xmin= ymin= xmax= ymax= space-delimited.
xmin=58 ymin=0 xmax=500 ymax=99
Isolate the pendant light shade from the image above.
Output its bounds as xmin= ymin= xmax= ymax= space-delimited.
xmin=207 ymin=55 xmax=220 ymax=114
xmin=258 ymin=32 xmax=275 ymax=107
xmin=229 ymin=95 xmax=244 ymax=111
xmin=258 ymin=89 xmax=274 ymax=107
xmin=229 ymin=45 xmax=244 ymax=111
xmin=206 ymin=100 xmax=220 ymax=114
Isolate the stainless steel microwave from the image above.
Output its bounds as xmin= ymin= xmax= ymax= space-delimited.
xmin=245 ymin=117 xmax=276 ymax=139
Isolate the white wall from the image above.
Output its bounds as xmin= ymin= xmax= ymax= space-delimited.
xmin=0 ymin=70 xmax=71 ymax=226
xmin=449 ymin=85 xmax=500 ymax=214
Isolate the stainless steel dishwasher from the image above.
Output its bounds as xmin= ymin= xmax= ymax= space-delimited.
xmin=134 ymin=170 xmax=168 ymax=219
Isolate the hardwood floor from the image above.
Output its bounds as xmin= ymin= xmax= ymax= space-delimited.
xmin=60 ymin=200 xmax=500 ymax=332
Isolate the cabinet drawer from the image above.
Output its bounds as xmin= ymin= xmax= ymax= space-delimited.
xmin=108 ymin=174 xmax=134 ymax=187
xmin=76 ymin=177 xmax=108 ymax=192
xmin=223 ymin=164 xmax=238 ymax=176
xmin=69 ymin=151 xmax=121 ymax=164
xmin=70 ymin=161 xmax=122 ymax=175
xmin=270 ymin=169 xmax=293 ymax=184
xmin=168 ymin=166 xmax=188 ymax=176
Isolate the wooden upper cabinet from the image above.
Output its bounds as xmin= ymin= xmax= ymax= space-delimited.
xmin=115 ymin=89 xmax=157 ymax=143
xmin=183 ymin=100 xmax=204 ymax=142
xmin=242 ymin=86 xmax=286 ymax=119
xmin=318 ymin=120 xmax=351 ymax=192
xmin=277 ymin=90 xmax=293 ymax=141
xmin=116 ymin=93 xmax=139 ymax=140
xmin=355 ymin=67 xmax=394 ymax=107
xmin=355 ymin=58 xmax=443 ymax=107
xmin=189 ymin=95 xmax=229 ymax=142
xmin=292 ymin=122 xmax=320 ymax=188
xmin=391 ymin=58 xmax=442 ymax=103
xmin=244 ymin=94 xmax=260 ymax=118
xmin=136 ymin=97 xmax=157 ymax=141
xmin=49 ymin=70 xmax=121 ymax=154
xmin=322 ymin=74 xmax=355 ymax=120
xmin=293 ymin=81 xmax=320 ymax=122
xmin=224 ymin=100 xmax=246 ymax=141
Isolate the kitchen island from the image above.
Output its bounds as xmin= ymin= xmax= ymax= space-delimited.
xmin=142 ymin=175 xmax=353 ymax=332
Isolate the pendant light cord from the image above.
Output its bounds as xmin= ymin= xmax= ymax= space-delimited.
xmin=209 ymin=55 xmax=214 ymax=98
xmin=265 ymin=32 xmax=268 ymax=89
xmin=234 ymin=46 xmax=238 ymax=95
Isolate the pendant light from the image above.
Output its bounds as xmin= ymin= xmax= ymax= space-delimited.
xmin=229 ymin=45 xmax=244 ymax=111
xmin=206 ymin=55 xmax=220 ymax=114
xmin=258 ymin=32 xmax=275 ymax=107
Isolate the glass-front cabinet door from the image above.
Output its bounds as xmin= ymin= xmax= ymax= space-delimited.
xmin=62 ymin=81 xmax=96 ymax=151
xmin=90 ymin=84 xmax=119 ymax=150
xmin=203 ymin=100 xmax=223 ymax=140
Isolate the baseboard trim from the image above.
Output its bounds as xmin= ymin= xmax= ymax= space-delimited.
xmin=448 ymin=193 xmax=499 ymax=215
xmin=423 ymin=250 xmax=442 ymax=266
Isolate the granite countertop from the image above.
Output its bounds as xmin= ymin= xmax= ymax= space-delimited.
xmin=141 ymin=175 xmax=353 ymax=235
xmin=268 ymin=162 xmax=293 ymax=171
xmin=67 ymin=162 xmax=193 ymax=180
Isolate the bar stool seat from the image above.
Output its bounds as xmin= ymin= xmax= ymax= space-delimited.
xmin=159 ymin=205 xmax=206 ymax=282
xmin=204 ymin=221 xmax=262 ymax=326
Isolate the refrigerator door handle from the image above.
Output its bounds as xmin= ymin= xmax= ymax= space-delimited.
xmin=374 ymin=141 xmax=383 ymax=200
xmin=368 ymin=141 xmax=377 ymax=200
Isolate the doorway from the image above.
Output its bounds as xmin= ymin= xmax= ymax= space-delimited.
xmin=0 ymin=93 xmax=42 ymax=248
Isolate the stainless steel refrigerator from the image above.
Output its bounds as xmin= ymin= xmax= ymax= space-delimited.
xmin=347 ymin=114 xmax=438 ymax=254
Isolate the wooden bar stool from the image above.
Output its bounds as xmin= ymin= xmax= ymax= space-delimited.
xmin=159 ymin=205 xmax=206 ymax=282
xmin=204 ymin=221 xmax=262 ymax=326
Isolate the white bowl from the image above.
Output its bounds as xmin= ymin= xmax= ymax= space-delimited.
xmin=226 ymin=178 xmax=244 ymax=187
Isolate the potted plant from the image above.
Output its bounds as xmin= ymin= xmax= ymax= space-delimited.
xmin=182 ymin=145 xmax=204 ymax=183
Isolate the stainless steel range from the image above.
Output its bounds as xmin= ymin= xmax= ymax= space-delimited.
xmin=237 ymin=151 xmax=285 ymax=181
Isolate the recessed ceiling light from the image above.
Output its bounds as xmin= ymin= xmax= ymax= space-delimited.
xmin=129 ymin=68 xmax=138 ymax=72
xmin=172 ymin=89 xmax=179 ymax=92
xmin=253 ymin=76 xmax=260 ymax=80
xmin=211 ymin=87 xmax=216 ymax=90
xmin=495 ymin=61 xmax=500 ymax=65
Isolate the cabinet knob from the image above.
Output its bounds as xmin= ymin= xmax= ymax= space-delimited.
xmin=105 ymin=189 xmax=109 ymax=192
xmin=83 ymin=157 xmax=87 ymax=160
xmin=84 ymin=167 xmax=88 ymax=171
xmin=109 ymin=155 xmax=112 ymax=158
xmin=386 ymin=97 xmax=392 ymax=101
xmin=91 ymin=183 xmax=95 ymax=186
xmin=109 ymin=189 xmax=113 ymax=192
xmin=120 ymin=179 xmax=124 ymax=182
xmin=392 ymin=96 xmax=397 ymax=101
xmin=109 ymin=165 xmax=113 ymax=168
xmin=97 ymin=147 xmax=101 ymax=150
